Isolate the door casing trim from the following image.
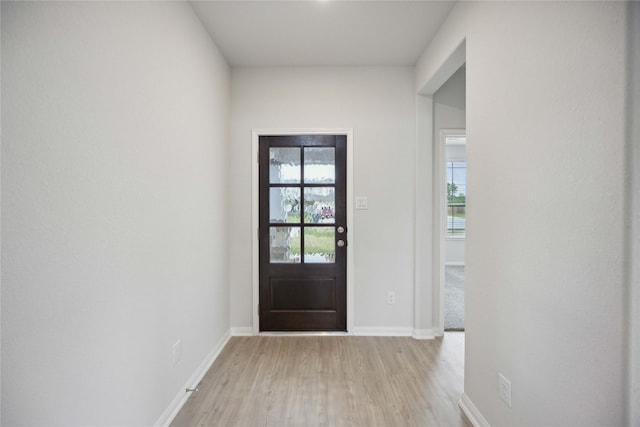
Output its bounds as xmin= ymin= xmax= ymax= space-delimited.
xmin=251 ymin=129 xmax=354 ymax=334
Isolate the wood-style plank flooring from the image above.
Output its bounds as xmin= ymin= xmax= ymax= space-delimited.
xmin=171 ymin=333 xmax=470 ymax=427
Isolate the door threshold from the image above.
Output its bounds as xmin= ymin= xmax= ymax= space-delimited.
xmin=259 ymin=331 xmax=350 ymax=337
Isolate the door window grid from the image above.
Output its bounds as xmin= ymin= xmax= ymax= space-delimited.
xmin=269 ymin=146 xmax=336 ymax=263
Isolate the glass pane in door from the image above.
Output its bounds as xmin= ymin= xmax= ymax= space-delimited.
xmin=270 ymin=227 xmax=301 ymax=263
xmin=304 ymin=227 xmax=335 ymax=263
xmin=303 ymin=187 xmax=335 ymax=224
xmin=270 ymin=147 xmax=300 ymax=183
xmin=304 ymin=147 xmax=335 ymax=183
xmin=269 ymin=187 xmax=301 ymax=223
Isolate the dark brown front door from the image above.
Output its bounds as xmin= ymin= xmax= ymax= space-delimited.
xmin=259 ymin=135 xmax=347 ymax=331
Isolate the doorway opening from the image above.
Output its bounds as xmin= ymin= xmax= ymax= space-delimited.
xmin=431 ymin=63 xmax=466 ymax=335
xmin=443 ymin=134 xmax=466 ymax=331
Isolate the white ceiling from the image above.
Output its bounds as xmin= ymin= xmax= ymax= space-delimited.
xmin=191 ymin=1 xmax=456 ymax=67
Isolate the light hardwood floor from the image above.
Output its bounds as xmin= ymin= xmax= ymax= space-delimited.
xmin=171 ymin=333 xmax=471 ymax=427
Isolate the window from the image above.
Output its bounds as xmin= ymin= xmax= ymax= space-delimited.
xmin=447 ymin=161 xmax=466 ymax=236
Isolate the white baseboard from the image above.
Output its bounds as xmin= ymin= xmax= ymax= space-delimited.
xmin=231 ymin=326 xmax=254 ymax=336
xmin=351 ymin=326 xmax=414 ymax=336
xmin=232 ymin=326 xmax=440 ymax=339
xmin=154 ymin=330 xmax=231 ymax=427
xmin=459 ymin=393 xmax=491 ymax=427
xmin=412 ymin=328 xmax=438 ymax=339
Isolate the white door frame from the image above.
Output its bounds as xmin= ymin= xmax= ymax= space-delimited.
xmin=251 ymin=129 xmax=355 ymax=334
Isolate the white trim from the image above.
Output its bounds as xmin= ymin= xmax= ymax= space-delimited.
xmin=412 ymin=328 xmax=438 ymax=340
xmin=445 ymin=262 xmax=465 ymax=267
xmin=459 ymin=393 xmax=491 ymax=427
xmin=351 ymin=327 xmax=414 ymax=337
xmin=226 ymin=327 xmax=437 ymax=339
xmin=230 ymin=327 xmax=254 ymax=336
xmin=445 ymin=136 xmax=466 ymax=146
xmin=252 ymin=133 xmax=260 ymax=334
xmin=438 ymin=129 xmax=466 ymax=334
xmin=154 ymin=330 xmax=231 ymax=427
xmin=446 ymin=235 xmax=466 ymax=241
xmin=251 ymin=129 xmax=355 ymax=334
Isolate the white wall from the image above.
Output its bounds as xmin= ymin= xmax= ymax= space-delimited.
xmin=629 ymin=2 xmax=640 ymax=425
xmin=417 ymin=2 xmax=628 ymax=425
xmin=230 ymin=67 xmax=416 ymax=331
xmin=1 ymin=2 xmax=230 ymax=425
xmin=0 ymin=3 xmax=3 ymax=420
xmin=433 ymin=67 xmax=466 ymax=265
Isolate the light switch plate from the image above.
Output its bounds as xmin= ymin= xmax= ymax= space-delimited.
xmin=355 ymin=196 xmax=368 ymax=210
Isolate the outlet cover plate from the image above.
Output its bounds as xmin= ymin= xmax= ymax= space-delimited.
xmin=173 ymin=339 xmax=183 ymax=365
xmin=498 ymin=373 xmax=512 ymax=407
xmin=387 ymin=291 xmax=396 ymax=304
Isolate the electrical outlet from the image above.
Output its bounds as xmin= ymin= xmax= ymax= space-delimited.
xmin=498 ymin=373 xmax=512 ymax=407
xmin=387 ymin=291 xmax=396 ymax=305
xmin=173 ymin=339 xmax=183 ymax=365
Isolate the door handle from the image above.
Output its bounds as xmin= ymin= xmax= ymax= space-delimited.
xmin=337 ymin=226 xmax=346 ymax=234
xmin=337 ymin=239 xmax=346 ymax=247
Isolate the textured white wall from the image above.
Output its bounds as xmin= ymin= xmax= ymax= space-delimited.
xmin=1 ymin=2 xmax=230 ymax=425
xmin=230 ymin=67 xmax=415 ymax=330
xmin=417 ymin=1 xmax=628 ymax=425
xmin=629 ymin=2 xmax=640 ymax=425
